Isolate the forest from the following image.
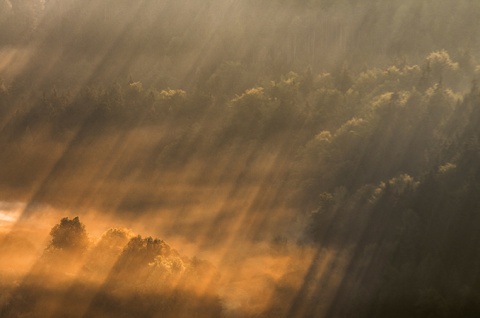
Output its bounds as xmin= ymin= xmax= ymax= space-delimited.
xmin=1 ymin=0 xmax=480 ymax=317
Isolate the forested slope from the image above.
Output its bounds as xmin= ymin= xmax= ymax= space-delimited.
xmin=1 ymin=0 xmax=480 ymax=317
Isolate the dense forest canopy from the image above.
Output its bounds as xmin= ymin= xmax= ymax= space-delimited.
xmin=1 ymin=0 xmax=480 ymax=317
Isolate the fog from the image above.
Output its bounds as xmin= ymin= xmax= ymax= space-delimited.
xmin=2 ymin=1 xmax=480 ymax=317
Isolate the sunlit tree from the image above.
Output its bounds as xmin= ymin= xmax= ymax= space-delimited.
xmin=426 ymin=50 xmax=459 ymax=83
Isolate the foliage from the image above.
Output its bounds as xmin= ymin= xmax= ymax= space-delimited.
xmin=2 ymin=1 xmax=480 ymax=316
xmin=48 ymin=216 xmax=89 ymax=253
xmin=1 ymin=219 xmax=222 ymax=317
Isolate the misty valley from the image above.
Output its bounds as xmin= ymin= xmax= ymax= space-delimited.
xmin=2 ymin=1 xmax=480 ymax=317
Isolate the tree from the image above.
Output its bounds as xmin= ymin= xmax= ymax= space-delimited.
xmin=426 ymin=50 xmax=459 ymax=83
xmin=48 ymin=216 xmax=89 ymax=253
xmin=333 ymin=64 xmax=354 ymax=94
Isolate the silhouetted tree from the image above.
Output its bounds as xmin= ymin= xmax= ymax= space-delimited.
xmin=48 ymin=216 xmax=89 ymax=253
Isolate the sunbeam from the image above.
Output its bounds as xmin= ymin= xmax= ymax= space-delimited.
xmin=1 ymin=1 xmax=480 ymax=317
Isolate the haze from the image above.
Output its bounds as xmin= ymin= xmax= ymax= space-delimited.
xmin=1 ymin=1 xmax=480 ymax=317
